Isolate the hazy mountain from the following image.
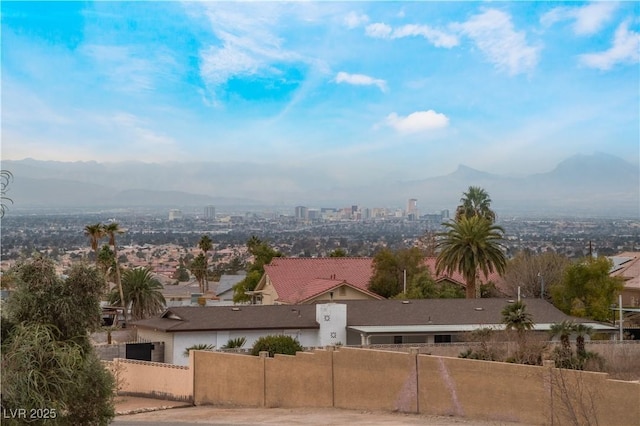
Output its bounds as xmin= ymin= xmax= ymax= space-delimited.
xmin=2 ymin=153 xmax=638 ymax=217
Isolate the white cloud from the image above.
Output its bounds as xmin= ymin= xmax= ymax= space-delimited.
xmin=541 ymin=2 xmax=619 ymax=36
xmin=579 ymin=21 xmax=640 ymax=70
xmin=197 ymin=5 xmax=304 ymax=95
xmin=366 ymin=22 xmax=458 ymax=48
xmin=365 ymin=22 xmax=392 ymax=38
xmin=384 ymin=110 xmax=449 ymax=134
xmin=454 ymin=9 xmax=540 ymax=75
xmin=335 ymin=72 xmax=387 ymax=92
xmin=344 ymin=11 xmax=369 ymax=29
xmin=394 ymin=24 xmax=459 ymax=48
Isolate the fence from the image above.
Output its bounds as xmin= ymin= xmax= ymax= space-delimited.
xmin=192 ymin=347 xmax=639 ymax=425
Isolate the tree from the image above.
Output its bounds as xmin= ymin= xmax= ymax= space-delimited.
xmin=103 ymin=222 xmax=126 ymax=322
xmin=502 ymin=301 xmax=535 ymax=364
xmin=394 ymin=270 xmax=465 ymax=299
xmin=503 ymin=250 xmax=571 ymax=300
xmin=550 ymin=320 xmax=575 ymax=368
xmin=329 ymin=248 xmax=347 ymax=257
xmin=84 ymin=223 xmax=104 ymax=266
xmin=1 ymin=169 xmax=14 ymax=218
xmin=109 ymin=267 xmax=166 ymax=321
xmin=2 ymin=256 xmax=115 ymax=424
xmin=436 ymin=215 xmax=506 ymax=298
xmin=198 ymin=235 xmax=213 ymax=292
xmin=550 ymin=257 xmax=624 ymax=321
xmin=369 ymin=247 xmax=427 ymax=298
xmin=455 ymin=185 xmax=496 ymax=223
xmin=250 ymin=335 xmax=304 ymax=357
xmin=189 ymin=253 xmax=207 ymax=294
xmin=233 ymin=237 xmax=282 ymax=303
xmin=574 ymin=323 xmax=593 ymax=359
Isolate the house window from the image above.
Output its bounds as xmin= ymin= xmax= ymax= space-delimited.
xmin=434 ymin=335 xmax=451 ymax=343
xmin=393 ymin=336 xmax=403 ymax=344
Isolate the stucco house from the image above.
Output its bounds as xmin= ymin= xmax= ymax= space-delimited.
xmin=251 ymin=257 xmax=383 ymax=305
xmin=609 ymin=251 xmax=640 ymax=307
xmin=133 ymin=298 xmax=615 ymax=366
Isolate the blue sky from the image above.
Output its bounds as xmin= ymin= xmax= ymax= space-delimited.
xmin=2 ymin=1 xmax=639 ymax=184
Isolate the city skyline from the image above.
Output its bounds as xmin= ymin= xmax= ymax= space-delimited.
xmin=2 ymin=1 xmax=638 ymax=188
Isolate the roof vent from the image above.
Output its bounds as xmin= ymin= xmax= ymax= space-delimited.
xmin=231 ymin=307 xmax=240 ymax=311
xmin=507 ymin=299 xmax=515 ymax=303
xmin=402 ymin=300 xmax=410 ymax=304
xmin=475 ymin=307 xmax=484 ymax=311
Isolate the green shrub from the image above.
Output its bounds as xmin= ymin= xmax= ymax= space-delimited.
xmin=250 ymin=335 xmax=304 ymax=357
xmin=222 ymin=337 xmax=246 ymax=349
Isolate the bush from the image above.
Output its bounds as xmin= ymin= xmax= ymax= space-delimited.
xmin=250 ymin=335 xmax=304 ymax=357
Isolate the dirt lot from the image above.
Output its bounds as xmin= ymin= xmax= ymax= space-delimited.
xmin=112 ymin=399 xmax=532 ymax=425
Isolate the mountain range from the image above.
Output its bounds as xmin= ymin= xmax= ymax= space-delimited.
xmin=2 ymin=153 xmax=638 ymax=217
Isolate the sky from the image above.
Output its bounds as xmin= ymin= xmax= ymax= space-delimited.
xmin=1 ymin=1 xmax=639 ymax=185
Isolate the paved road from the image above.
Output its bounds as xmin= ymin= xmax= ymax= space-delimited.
xmin=111 ymin=406 xmax=531 ymax=425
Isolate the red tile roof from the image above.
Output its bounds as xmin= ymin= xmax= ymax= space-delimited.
xmin=262 ymin=257 xmax=381 ymax=304
xmin=259 ymin=256 xmax=505 ymax=304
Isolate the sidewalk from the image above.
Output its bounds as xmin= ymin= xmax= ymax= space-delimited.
xmin=114 ymin=396 xmax=192 ymax=415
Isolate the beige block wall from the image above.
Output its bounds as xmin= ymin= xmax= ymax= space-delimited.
xmin=332 ymin=347 xmax=418 ymax=413
xmin=113 ymin=357 xmax=192 ymax=402
xmin=265 ymin=351 xmax=333 ymax=408
xmin=193 ymin=350 xmax=265 ymax=407
xmin=419 ymin=355 xmax=547 ymax=424
xmin=186 ymin=346 xmax=638 ymax=425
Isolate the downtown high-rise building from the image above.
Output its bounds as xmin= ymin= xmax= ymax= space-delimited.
xmin=204 ymin=205 xmax=216 ymax=220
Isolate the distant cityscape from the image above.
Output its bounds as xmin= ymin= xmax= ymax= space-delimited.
xmin=2 ymin=201 xmax=638 ymax=283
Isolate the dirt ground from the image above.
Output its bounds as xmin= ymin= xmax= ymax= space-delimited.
xmin=112 ymin=397 xmax=532 ymax=425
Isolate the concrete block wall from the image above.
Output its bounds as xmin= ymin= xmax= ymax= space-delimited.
xmin=191 ymin=347 xmax=639 ymax=425
xmin=112 ymin=356 xmax=192 ymax=402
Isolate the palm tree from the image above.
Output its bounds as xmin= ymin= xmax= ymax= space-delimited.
xmin=84 ymin=223 xmax=104 ymax=266
xmin=436 ymin=215 xmax=506 ymax=298
xmin=455 ymin=186 xmax=496 ymax=223
xmin=190 ymin=253 xmax=207 ymax=294
xmin=573 ymin=323 xmax=593 ymax=358
xmin=109 ymin=267 xmax=166 ymax=321
xmin=502 ymin=301 xmax=535 ymax=362
xmin=198 ymin=235 xmax=213 ymax=292
xmin=549 ymin=320 xmax=576 ymax=368
xmin=103 ymin=222 xmax=126 ymax=322
xmin=549 ymin=320 xmax=574 ymax=353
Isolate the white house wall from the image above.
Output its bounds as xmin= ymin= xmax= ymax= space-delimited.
xmin=171 ymin=329 xmax=320 ymax=366
xmin=173 ymin=331 xmax=219 ymax=366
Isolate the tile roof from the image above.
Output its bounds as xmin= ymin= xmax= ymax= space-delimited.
xmin=132 ymin=298 xmax=605 ymax=333
xmin=609 ymin=251 xmax=640 ymax=290
xmin=261 ymin=257 xmax=379 ymax=304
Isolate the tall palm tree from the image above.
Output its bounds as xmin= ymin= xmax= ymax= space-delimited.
xmin=84 ymin=223 xmax=104 ymax=267
xmin=109 ymin=267 xmax=166 ymax=321
xmin=198 ymin=235 xmax=213 ymax=292
xmin=103 ymin=222 xmax=126 ymax=322
xmin=455 ymin=186 xmax=496 ymax=223
xmin=436 ymin=215 xmax=506 ymax=298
